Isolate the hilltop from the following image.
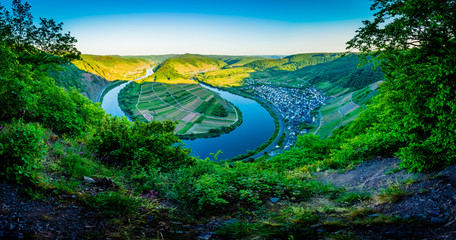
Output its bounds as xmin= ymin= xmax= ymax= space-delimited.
xmin=73 ymin=54 xmax=156 ymax=81
xmin=142 ymin=54 xmax=228 ymax=84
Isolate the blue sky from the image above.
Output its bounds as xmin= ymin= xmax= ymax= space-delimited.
xmin=20 ymin=0 xmax=374 ymax=55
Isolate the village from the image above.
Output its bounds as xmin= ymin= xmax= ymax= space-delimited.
xmin=242 ymin=84 xmax=328 ymax=149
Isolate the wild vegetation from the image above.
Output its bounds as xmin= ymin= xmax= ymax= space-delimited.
xmin=1 ymin=0 xmax=455 ymax=239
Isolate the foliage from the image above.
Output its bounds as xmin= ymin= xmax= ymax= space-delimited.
xmin=329 ymin=131 xmax=401 ymax=169
xmin=0 ymin=121 xmax=47 ymax=184
xmin=48 ymin=63 xmax=109 ymax=102
xmin=345 ymin=0 xmax=456 ymax=171
xmin=296 ymin=54 xmax=384 ymax=91
xmin=88 ymin=116 xmax=194 ymax=171
xmin=245 ymin=53 xmax=341 ymax=72
xmin=144 ymin=159 xmax=336 ymax=211
xmin=211 ymin=104 xmax=228 ymax=117
xmin=266 ymin=134 xmax=339 ymax=171
xmin=32 ymin=76 xmax=106 ymax=136
xmin=0 ymin=42 xmax=35 ymax=120
xmin=60 ymin=153 xmax=95 ymax=179
xmin=0 ymin=0 xmax=80 ymax=66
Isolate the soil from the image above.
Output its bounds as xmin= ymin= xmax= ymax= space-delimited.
xmin=0 ymin=182 xmax=107 ymax=239
xmin=316 ymin=157 xmax=456 ymax=239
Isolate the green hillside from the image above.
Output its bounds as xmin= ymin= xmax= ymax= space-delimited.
xmin=295 ymin=54 xmax=384 ymax=94
xmin=48 ymin=64 xmax=110 ymax=102
xmin=73 ymin=54 xmax=154 ymax=81
xmin=143 ymin=54 xmax=227 ymax=84
xmin=245 ymin=53 xmax=342 ymax=71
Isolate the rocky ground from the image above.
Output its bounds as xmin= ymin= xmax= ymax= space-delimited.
xmin=317 ymin=157 xmax=456 ymax=239
xmin=0 ymin=182 xmax=108 ymax=239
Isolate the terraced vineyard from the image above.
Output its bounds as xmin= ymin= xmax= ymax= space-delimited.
xmin=124 ymin=82 xmax=239 ymax=135
xmin=313 ymin=81 xmax=383 ymax=138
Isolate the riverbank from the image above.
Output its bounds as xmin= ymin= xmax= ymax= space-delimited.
xmin=197 ymin=83 xmax=284 ymax=161
xmin=98 ymin=80 xmax=128 ymax=103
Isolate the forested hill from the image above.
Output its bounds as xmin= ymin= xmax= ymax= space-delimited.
xmin=244 ymin=53 xmax=342 ymax=71
xmin=143 ymin=54 xmax=227 ymax=84
xmin=296 ymin=54 xmax=384 ymax=91
xmin=48 ymin=64 xmax=110 ymax=102
xmin=72 ymin=54 xmax=155 ymax=81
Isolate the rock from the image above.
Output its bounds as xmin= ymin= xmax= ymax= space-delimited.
xmin=310 ymin=224 xmax=322 ymax=229
xmin=270 ymin=197 xmax=280 ymax=203
xmin=95 ymin=177 xmax=115 ymax=187
xmin=427 ymin=210 xmax=440 ymax=216
xmin=83 ymin=176 xmax=95 ymax=183
xmin=444 ymin=219 xmax=456 ymax=227
xmin=430 ymin=217 xmax=447 ymax=224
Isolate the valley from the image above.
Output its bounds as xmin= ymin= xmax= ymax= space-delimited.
xmin=89 ymin=52 xmax=385 ymax=160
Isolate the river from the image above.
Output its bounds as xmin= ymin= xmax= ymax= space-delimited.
xmin=101 ymin=68 xmax=155 ymax=118
xmin=100 ymin=70 xmax=275 ymax=161
xmin=182 ymin=85 xmax=275 ymax=160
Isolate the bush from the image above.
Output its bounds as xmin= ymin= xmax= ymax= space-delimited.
xmin=147 ymin=159 xmax=335 ymax=211
xmin=264 ymin=134 xmax=339 ymax=171
xmin=0 ymin=121 xmax=48 ymax=184
xmin=329 ymin=131 xmax=401 ymax=169
xmin=88 ymin=116 xmax=194 ymax=171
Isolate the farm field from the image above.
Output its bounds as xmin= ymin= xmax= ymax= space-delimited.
xmin=128 ymin=82 xmax=239 ymax=134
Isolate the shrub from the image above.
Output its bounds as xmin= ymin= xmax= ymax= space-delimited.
xmin=329 ymin=131 xmax=401 ymax=169
xmin=88 ymin=116 xmax=194 ymax=171
xmin=0 ymin=121 xmax=48 ymax=184
xmin=147 ymin=159 xmax=336 ymax=211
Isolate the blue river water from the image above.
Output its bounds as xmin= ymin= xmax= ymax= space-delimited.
xmin=100 ymin=76 xmax=275 ymax=161
xmin=182 ymin=85 xmax=275 ymax=160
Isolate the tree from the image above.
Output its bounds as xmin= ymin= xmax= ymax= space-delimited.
xmin=0 ymin=0 xmax=80 ymax=67
xmin=345 ymin=0 xmax=456 ymax=171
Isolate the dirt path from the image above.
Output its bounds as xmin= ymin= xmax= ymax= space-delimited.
xmin=315 ymin=158 xmax=456 ymax=239
xmin=317 ymin=157 xmax=419 ymax=192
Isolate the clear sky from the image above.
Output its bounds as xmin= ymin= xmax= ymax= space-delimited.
xmin=18 ymin=0 xmax=374 ymax=55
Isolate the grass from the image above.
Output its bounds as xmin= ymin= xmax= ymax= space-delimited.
xmin=375 ymin=181 xmax=412 ymax=204
xmin=85 ymin=191 xmax=142 ymax=216
xmin=336 ymin=191 xmax=372 ymax=205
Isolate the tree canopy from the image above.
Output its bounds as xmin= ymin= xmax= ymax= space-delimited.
xmin=345 ymin=0 xmax=456 ymax=171
xmin=0 ymin=0 xmax=80 ymax=67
